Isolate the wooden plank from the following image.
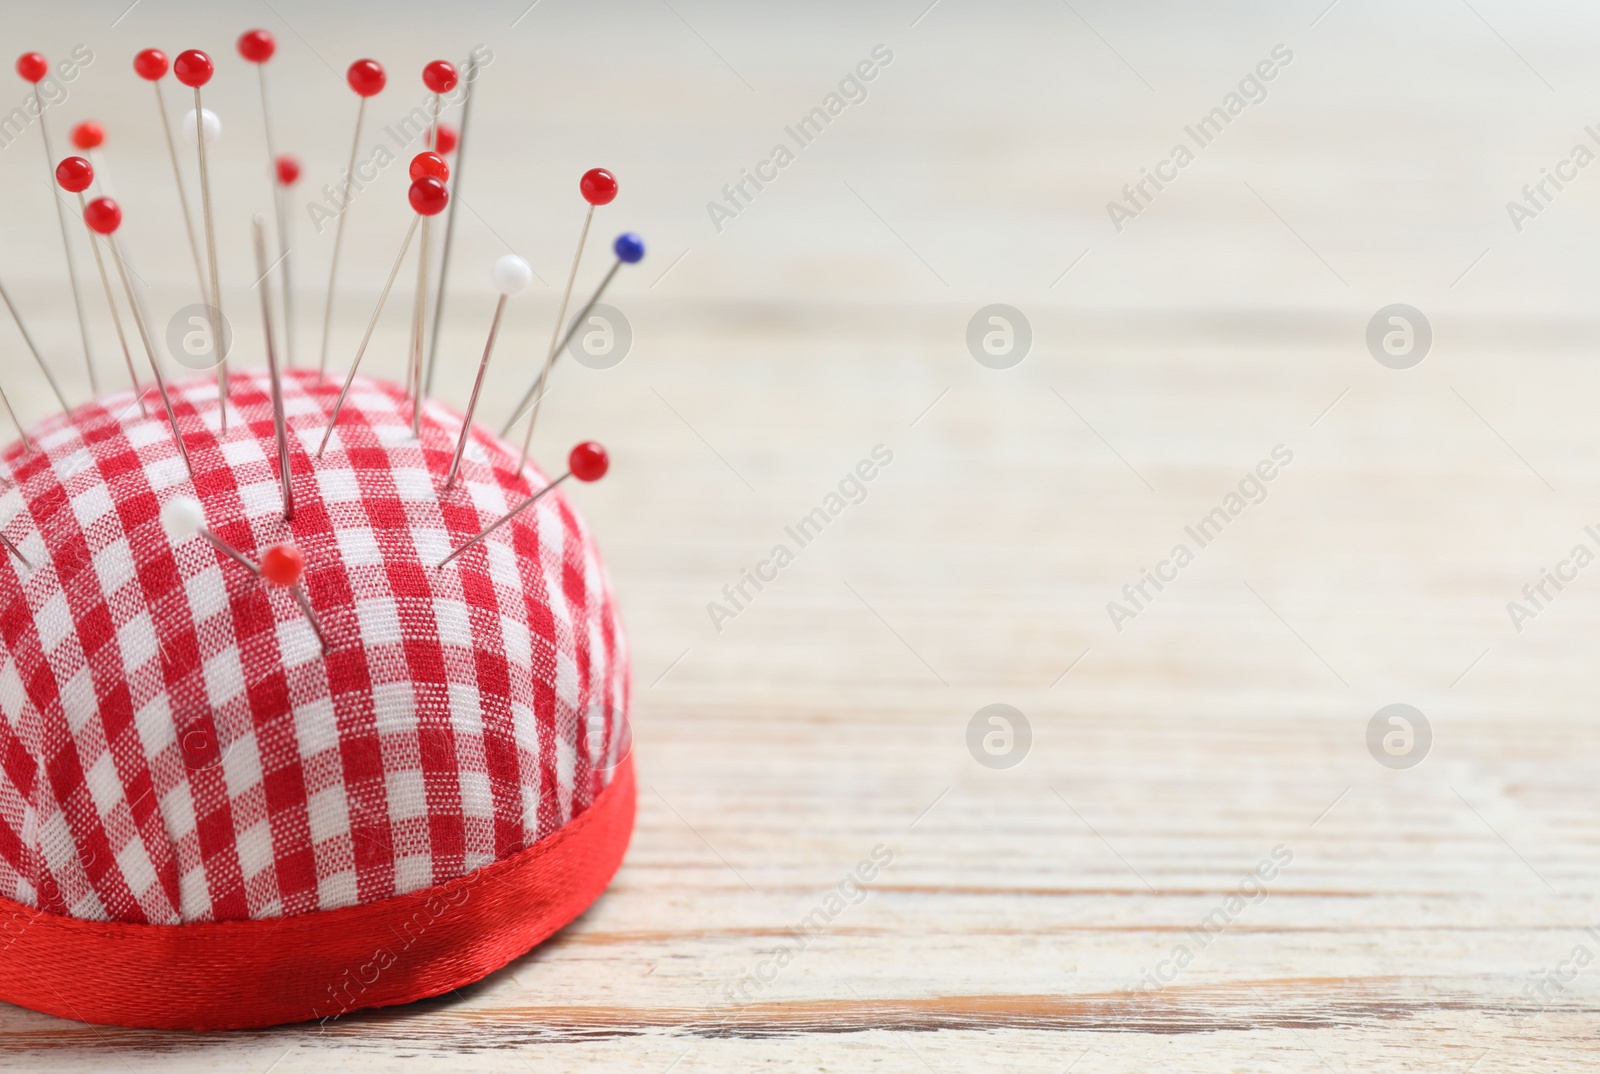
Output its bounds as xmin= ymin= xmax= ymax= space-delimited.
xmin=2 ymin=3 xmax=1600 ymax=1069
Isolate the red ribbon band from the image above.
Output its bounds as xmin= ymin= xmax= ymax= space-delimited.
xmin=0 ymin=757 xmax=635 ymax=1030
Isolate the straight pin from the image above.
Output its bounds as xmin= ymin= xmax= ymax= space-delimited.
xmin=503 ymin=260 xmax=615 ymax=441
xmin=135 ymin=49 xmax=208 ymax=305
xmin=0 ymin=530 xmax=30 ymax=571
xmin=160 ymin=498 xmax=327 ymax=651
xmin=86 ymin=196 xmax=193 ymax=480
xmin=174 ymin=514 xmax=262 ymax=582
xmin=409 ymin=188 xmax=431 ymax=430
xmin=158 ymin=495 xmax=253 ymax=574
xmin=72 ymin=124 xmax=161 ymax=362
xmin=0 ymin=264 xmax=69 ymax=416
xmin=443 ymin=255 xmax=531 ymax=491
xmin=510 ymin=233 xmax=645 ymax=461
xmin=199 ymin=528 xmax=260 ymax=575
xmin=56 ymin=158 xmax=142 ymax=416
xmin=423 ymin=57 xmax=476 ymax=398
xmin=436 ymin=441 xmax=608 ymax=570
xmin=174 ymin=50 xmax=228 ymax=430
xmin=288 ymin=582 xmax=329 ymax=651
xmin=252 ymin=215 xmax=294 ymax=521
xmin=0 ymin=369 xmax=36 ymax=454
xmin=315 ymin=215 xmax=421 ymax=458
xmin=409 ymin=62 xmax=458 ymax=436
xmin=276 ymin=156 xmax=301 ymax=367
xmin=505 ymin=170 xmax=614 ymax=453
xmin=240 ymin=31 xmax=296 ymax=369
xmin=18 ymin=51 xmax=95 ymax=393
xmin=422 ymin=60 xmax=457 ymax=152
xmin=320 ymin=59 xmax=387 ymax=380
xmin=408 ymin=152 xmax=448 ymax=436
xmin=260 ymin=543 xmax=328 ymax=652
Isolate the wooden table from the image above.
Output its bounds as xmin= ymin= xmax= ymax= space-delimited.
xmin=3 ymin=1 xmax=1600 ymax=1069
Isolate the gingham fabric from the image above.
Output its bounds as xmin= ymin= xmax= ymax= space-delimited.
xmin=0 ymin=368 xmax=628 ymax=925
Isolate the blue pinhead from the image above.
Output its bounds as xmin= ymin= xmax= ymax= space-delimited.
xmin=613 ymin=232 xmax=645 ymax=264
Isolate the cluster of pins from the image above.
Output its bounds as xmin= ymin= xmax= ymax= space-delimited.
xmin=1 ymin=37 xmax=647 ymax=646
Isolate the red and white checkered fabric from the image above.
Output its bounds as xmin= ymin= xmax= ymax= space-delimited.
xmin=0 ymin=368 xmax=628 ymax=925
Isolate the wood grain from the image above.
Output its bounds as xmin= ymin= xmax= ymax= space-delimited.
xmin=4 ymin=1 xmax=1600 ymax=1070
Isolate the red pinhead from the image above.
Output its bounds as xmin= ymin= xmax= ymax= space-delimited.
xmin=55 ymin=156 xmax=94 ymax=194
xmin=347 ymin=58 xmax=385 ymax=97
xmin=84 ymin=197 xmax=121 ymax=235
xmin=409 ymin=151 xmax=448 ymax=183
xmin=580 ymin=168 xmax=618 ymax=206
xmin=173 ymin=50 xmax=214 ymax=87
xmin=408 ymin=176 xmax=448 ymax=216
xmin=422 ymin=60 xmax=458 ymax=93
xmin=569 ymin=442 xmax=609 ymax=482
xmin=71 ymin=120 xmax=104 ymax=150
xmin=134 ymin=48 xmax=168 ymax=81
xmin=259 ymin=544 xmax=305 ymax=587
xmin=237 ymin=29 xmax=275 ymax=63
xmin=435 ymin=122 xmax=458 ymax=155
xmin=16 ymin=53 xmax=47 ymax=84
xmin=276 ymin=154 xmax=301 ymax=186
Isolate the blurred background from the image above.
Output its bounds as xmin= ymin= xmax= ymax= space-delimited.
xmin=5 ymin=1 xmax=1600 ymax=1070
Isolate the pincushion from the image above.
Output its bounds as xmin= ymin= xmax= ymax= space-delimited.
xmin=0 ymin=368 xmax=633 ymax=1029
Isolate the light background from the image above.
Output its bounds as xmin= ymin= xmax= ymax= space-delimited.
xmin=2 ymin=1 xmax=1600 ymax=1070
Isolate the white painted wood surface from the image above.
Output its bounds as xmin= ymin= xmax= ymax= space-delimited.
xmin=4 ymin=1 xmax=1600 ymax=1069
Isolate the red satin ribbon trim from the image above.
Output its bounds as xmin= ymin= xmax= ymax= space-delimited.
xmin=0 ymin=757 xmax=635 ymax=1030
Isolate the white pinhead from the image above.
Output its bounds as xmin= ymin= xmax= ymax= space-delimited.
xmin=491 ymin=254 xmax=533 ymax=296
xmin=183 ymin=108 xmax=221 ymax=146
xmin=160 ymin=496 xmax=206 ymax=540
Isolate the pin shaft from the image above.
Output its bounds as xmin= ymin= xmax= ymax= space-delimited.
xmin=76 ymin=193 xmax=144 ymax=416
xmin=290 ymin=582 xmax=329 ymax=652
xmin=152 ymin=81 xmax=208 ymax=304
xmin=106 ymin=232 xmax=192 ymax=479
xmin=0 ymin=275 xmax=69 ymax=414
xmin=253 ymin=216 xmax=294 ymax=521
xmin=516 ymin=205 xmax=595 ymax=467
xmin=0 ymin=531 xmax=30 ymax=571
xmin=437 ymin=472 xmax=570 ymax=569
xmin=0 ymin=375 xmax=36 ymax=454
xmin=409 ymin=210 xmax=432 ymax=437
xmin=317 ymin=216 xmax=420 ymax=457
xmin=424 ymin=59 xmax=476 ymax=398
xmin=276 ymin=184 xmax=297 ymax=367
xmin=88 ymin=147 xmax=116 ymax=196
xmin=256 ymin=64 xmax=296 ymax=368
xmin=503 ymin=258 xmax=622 ymax=439
xmin=199 ymin=527 xmax=259 ymax=575
xmin=36 ymin=86 xmax=95 ymax=396
xmin=548 ymin=262 xmax=622 ymax=381
xmin=443 ymin=292 xmax=506 ymax=491
xmin=409 ymin=94 xmax=443 ymax=438
xmin=319 ymin=97 xmax=368 ymax=379
xmin=192 ymin=86 xmax=228 ymax=431
xmin=199 ymin=524 xmax=328 ymax=652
